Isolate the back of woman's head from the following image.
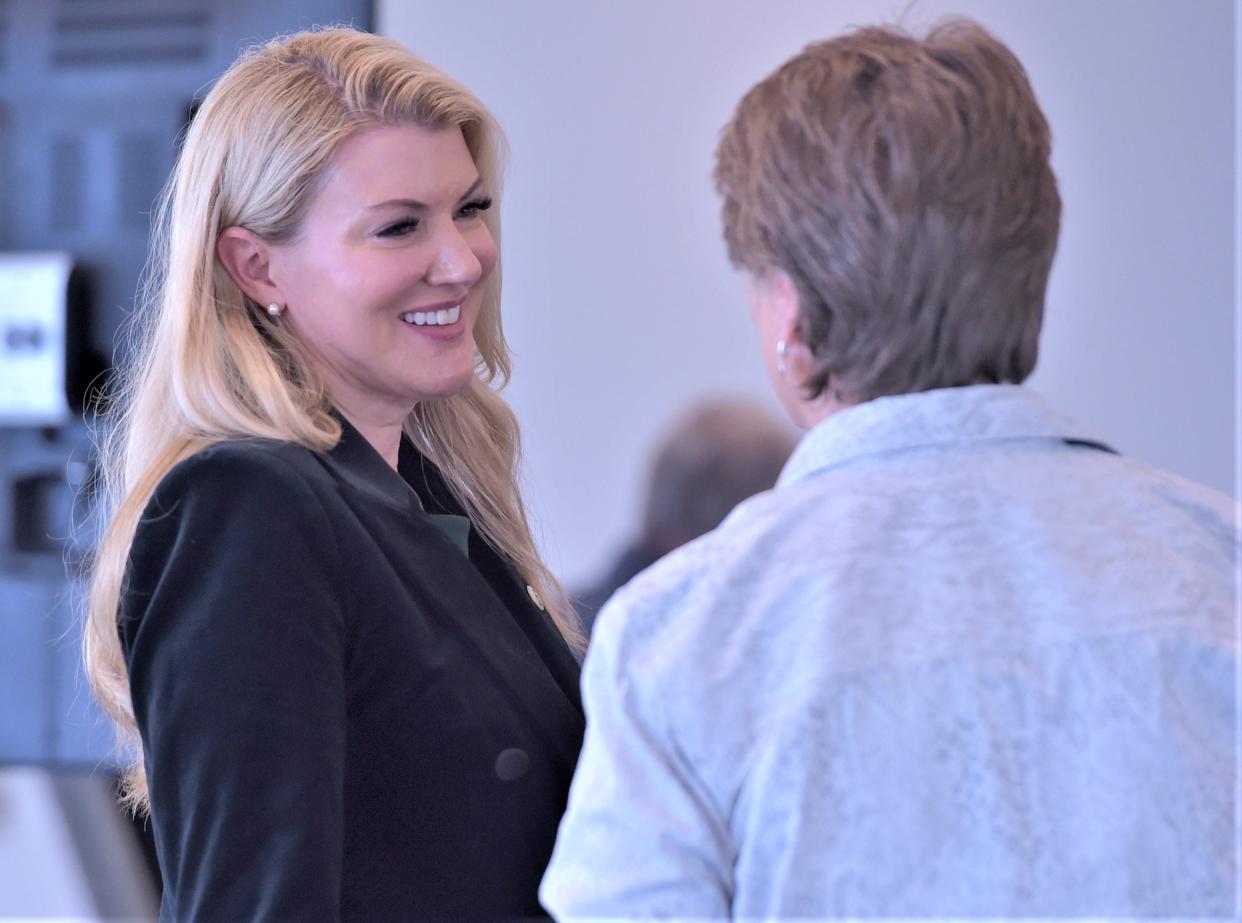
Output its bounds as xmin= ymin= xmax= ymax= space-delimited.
xmin=715 ymin=18 xmax=1061 ymax=405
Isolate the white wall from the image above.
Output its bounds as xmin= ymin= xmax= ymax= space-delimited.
xmin=379 ymin=0 xmax=1238 ymax=585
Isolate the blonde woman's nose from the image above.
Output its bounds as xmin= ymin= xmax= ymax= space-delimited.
xmin=426 ymin=228 xmax=483 ymax=287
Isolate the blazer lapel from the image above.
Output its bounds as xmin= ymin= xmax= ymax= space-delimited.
xmin=326 ymin=415 xmax=584 ymax=774
xmin=411 ymin=544 xmax=585 ymax=775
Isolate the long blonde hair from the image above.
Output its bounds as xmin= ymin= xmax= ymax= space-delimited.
xmin=85 ymin=26 xmax=583 ymax=813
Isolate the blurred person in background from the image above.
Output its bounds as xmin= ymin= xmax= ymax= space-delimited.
xmin=84 ymin=27 xmax=584 ymax=921
xmin=574 ymin=398 xmax=795 ymax=635
xmin=543 ymin=17 xmax=1238 ymax=919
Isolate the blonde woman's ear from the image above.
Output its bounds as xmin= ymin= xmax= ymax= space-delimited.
xmin=217 ymin=226 xmax=282 ymax=309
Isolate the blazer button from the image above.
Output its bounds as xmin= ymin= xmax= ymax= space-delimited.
xmin=526 ymin=584 xmax=545 ymax=611
xmin=495 ymin=747 xmax=530 ymax=781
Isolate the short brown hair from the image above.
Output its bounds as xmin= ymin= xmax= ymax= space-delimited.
xmin=714 ymin=19 xmax=1060 ymax=403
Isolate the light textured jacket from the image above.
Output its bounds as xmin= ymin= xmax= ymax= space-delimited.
xmin=542 ymin=384 xmax=1238 ymax=920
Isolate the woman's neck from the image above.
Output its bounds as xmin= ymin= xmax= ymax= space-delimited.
xmin=334 ymin=399 xmax=408 ymax=470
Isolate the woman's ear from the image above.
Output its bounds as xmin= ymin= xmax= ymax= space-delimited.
xmin=752 ymin=269 xmax=815 ymax=382
xmin=749 ymin=268 xmax=844 ymax=428
xmin=766 ymin=270 xmax=802 ymax=344
xmin=216 ymin=227 xmax=283 ymax=308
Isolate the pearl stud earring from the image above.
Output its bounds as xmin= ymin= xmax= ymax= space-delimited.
xmin=266 ymin=303 xmax=283 ymax=317
xmin=776 ymin=339 xmax=788 ymax=376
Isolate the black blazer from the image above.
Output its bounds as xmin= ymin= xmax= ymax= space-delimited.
xmin=119 ymin=417 xmax=585 ymax=921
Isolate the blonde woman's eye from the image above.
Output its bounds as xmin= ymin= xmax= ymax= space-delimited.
xmin=457 ymin=197 xmax=493 ymax=219
xmin=378 ymin=219 xmax=419 ymax=238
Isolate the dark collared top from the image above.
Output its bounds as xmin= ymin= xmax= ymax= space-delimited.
xmin=120 ymin=417 xmax=584 ymax=921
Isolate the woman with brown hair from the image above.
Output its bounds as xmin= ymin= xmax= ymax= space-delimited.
xmin=543 ymin=18 xmax=1236 ymax=919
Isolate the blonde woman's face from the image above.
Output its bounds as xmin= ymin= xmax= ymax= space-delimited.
xmin=272 ymin=123 xmax=497 ymax=418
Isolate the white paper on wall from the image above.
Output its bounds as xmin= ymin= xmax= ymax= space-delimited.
xmin=0 ymin=252 xmax=73 ymax=427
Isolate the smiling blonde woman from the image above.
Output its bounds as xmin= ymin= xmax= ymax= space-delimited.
xmin=85 ymin=27 xmax=584 ymax=921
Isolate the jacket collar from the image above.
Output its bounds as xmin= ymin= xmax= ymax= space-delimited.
xmin=779 ymin=384 xmax=1101 ymax=488
xmin=327 ymin=411 xmax=426 ymax=515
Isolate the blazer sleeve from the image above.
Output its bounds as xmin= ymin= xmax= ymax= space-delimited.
xmin=120 ymin=446 xmax=348 ymax=922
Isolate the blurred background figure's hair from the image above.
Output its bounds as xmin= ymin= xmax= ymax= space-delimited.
xmin=576 ymin=398 xmax=796 ymax=634
xmin=642 ymin=399 xmax=796 ymax=550
xmin=714 ymin=18 xmax=1061 ymax=405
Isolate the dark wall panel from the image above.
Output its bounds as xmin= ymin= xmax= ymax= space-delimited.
xmin=0 ymin=0 xmax=373 ymax=767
